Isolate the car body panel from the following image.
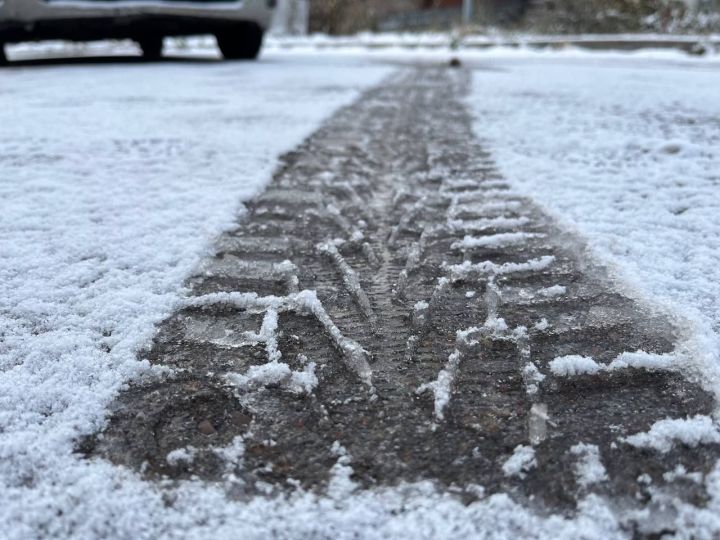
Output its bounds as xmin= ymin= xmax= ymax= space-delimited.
xmin=0 ymin=0 xmax=274 ymax=43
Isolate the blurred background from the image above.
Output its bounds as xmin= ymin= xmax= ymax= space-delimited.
xmin=273 ymin=0 xmax=720 ymax=35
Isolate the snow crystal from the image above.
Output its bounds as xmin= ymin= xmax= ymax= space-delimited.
xmin=483 ymin=317 xmax=509 ymax=335
xmin=534 ymin=318 xmax=550 ymax=331
xmin=622 ymin=415 xmax=720 ymax=453
xmin=288 ymin=362 xmax=319 ymax=395
xmin=502 ymin=445 xmax=537 ymax=478
xmin=451 ymin=232 xmax=541 ymax=251
xmin=549 ymin=355 xmax=603 ymax=377
xmin=522 ymin=363 xmax=546 ymax=396
xmin=608 ymin=351 xmax=676 ymax=371
xmin=446 ymin=256 xmax=556 ymax=281
xmin=550 ymin=351 xmax=678 ymax=377
xmin=166 ymin=446 xmax=198 ymax=466
xmin=570 ymin=444 xmax=608 ymax=488
xmin=448 ymin=215 xmax=531 ymax=233
xmin=187 ymin=289 xmax=373 ymax=389
xmin=227 ymin=361 xmax=293 ymax=390
xmin=449 ymin=200 xmax=523 ymax=219
xmin=417 ymin=327 xmax=480 ymax=421
xmin=529 ymin=404 xmax=549 ymax=445
xmin=663 ymin=465 xmax=703 ymax=484
xmin=537 ymin=285 xmax=567 ymax=298
xmin=327 ymin=442 xmax=358 ymax=499
xmin=638 ymin=473 xmax=653 ymax=485
xmin=318 ymin=242 xmax=377 ymax=326
xmin=417 ymin=350 xmax=461 ymax=422
xmin=212 ymin=436 xmax=246 ymax=471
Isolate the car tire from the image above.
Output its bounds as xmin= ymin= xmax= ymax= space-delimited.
xmin=216 ymin=23 xmax=264 ymax=60
xmin=0 ymin=44 xmax=7 ymax=65
xmin=138 ymin=36 xmax=164 ymax=60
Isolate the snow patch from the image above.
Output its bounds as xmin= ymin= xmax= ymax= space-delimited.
xmin=166 ymin=446 xmax=198 ymax=466
xmin=549 ymin=355 xmax=603 ymax=377
xmin=549 ymin=351 xmax=677 ymax=377
xmin=570 ymin=443 xmax=608 ymax=488
xmin=446 ymin=256 xmax=556 ymax=281
xmin=622 ymin=416 xmax=720 ymax=453
xmin=502 ymin=445 xmax=537 ymax=478
xmin=451 ymin=232 xmax=541 ymax=251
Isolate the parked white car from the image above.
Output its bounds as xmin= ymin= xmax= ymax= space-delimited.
xmin=0 ymin=0 xmax=275 ymax=62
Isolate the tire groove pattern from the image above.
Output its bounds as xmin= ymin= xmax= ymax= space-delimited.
xmin=87 ymin=68 xmax=717 ymax=528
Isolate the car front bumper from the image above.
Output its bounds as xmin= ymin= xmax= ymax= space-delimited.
xmin=0 ymin=0 xmax=274 ymax=26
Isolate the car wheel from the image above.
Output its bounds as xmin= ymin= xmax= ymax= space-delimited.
xmin=137 ymin=36 xmax=164 ymax=60
xmin=0 ymin=44 xmax=7 ymax=65
xmin=216 ymin=23 xmax=264 ymax=60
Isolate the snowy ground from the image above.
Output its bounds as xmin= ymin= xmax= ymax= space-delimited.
xmin=467 ymin=56 xmax=720 ymax=399
xmin=0 ymin=50 xmax=392 ymax=539
xmin=1 ymin=42 xmax=720 ymax=538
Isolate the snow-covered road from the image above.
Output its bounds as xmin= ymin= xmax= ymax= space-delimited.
xmin=0 ymin=51 xmax=391 ymax=539
xmin=2 ymin=44 xmax=720 ymax=538
xmin=468 ymin=55 xmax=720 ymax=399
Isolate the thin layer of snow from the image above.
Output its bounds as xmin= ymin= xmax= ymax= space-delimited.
xmin=468 ymin=54 xmax=720 ymax=404
xmin=3 ymin=45 xmax=720 ymax=539
xmin=266 ymin=32 xmax=720 ymax=49
xmin=502 ymin=445 xmax=537 ymax=479
xmin=8 ymin=35 xmax=720 ymax=69
xmin=0 ymin=52 xmax=388 ymax=539
xmin=622 ymin=416 xmax=720 ymax=453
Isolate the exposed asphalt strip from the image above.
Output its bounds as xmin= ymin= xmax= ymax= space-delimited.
xmin=85 ymin=67 xmax=719 ymax=533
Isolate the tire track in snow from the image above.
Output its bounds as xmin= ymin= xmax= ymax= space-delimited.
xmin=87 ymin=68 xmax=719 ymax=530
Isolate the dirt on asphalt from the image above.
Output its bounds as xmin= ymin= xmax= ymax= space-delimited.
xmin=84 ymin=67 xmax=718 ymax=533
